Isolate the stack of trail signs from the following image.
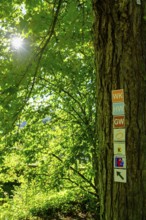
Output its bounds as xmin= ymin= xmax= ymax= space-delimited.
xmin=112 ymin=89 xmax=127 ymax=183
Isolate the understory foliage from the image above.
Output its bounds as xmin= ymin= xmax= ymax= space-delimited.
xmin=0 ymin=0 xmax=98 ymax=219
xmin=0 ymin=187 xmax=98 ymax=219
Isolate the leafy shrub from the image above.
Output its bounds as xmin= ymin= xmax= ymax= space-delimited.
xmin=0 ymin=184 xmax=98 ymax=219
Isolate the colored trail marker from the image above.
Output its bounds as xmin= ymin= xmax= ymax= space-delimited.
xmin=114 ymin=169 xmax=127 ymax=183
xmin=114 ymin=142 xmax=126 ymax=155
xmin=113 ymin=129 xmax=125 ymax=142
xmin=112 ymin=89 xmax=124 ymax=103
xmin=113 ymin=115 xmax=125 ymax=128
xmin=114 ymin=155 xmax=126 ymax=169
xmin=112 ymin=103 xmax=125 ymax=115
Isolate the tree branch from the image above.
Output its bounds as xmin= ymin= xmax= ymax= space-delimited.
xmin=62 ymin=177 xmax=97 ymax=197
xmin=52 ymin=153 xmax=98 ymax=193
xmin=10 ymin=0 xmax=63 ymax=125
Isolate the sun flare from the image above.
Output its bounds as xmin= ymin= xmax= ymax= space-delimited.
xmin=11 ymin=36 xmax=23 ymax=49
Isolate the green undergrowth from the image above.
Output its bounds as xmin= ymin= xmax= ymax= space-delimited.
xmin=0 ymin=186 xmax=99 ymax=220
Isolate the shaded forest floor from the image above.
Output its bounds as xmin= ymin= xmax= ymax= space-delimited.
xmin=32 ymin=212 xmax=98 ymax=220
xmin=32 ymin=210 xmax=99 ymax=220
xmin=30 ymin=201 xmax=100 ymax=220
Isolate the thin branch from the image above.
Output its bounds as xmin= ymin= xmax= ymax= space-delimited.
xmin=24 ymin=0 xmax=63 ymax=100
xmin=60 ymin=88 xmax=87 ymax=116
xmin=38 ymin=76 xmax=89 ymax=125
xmin=62 ymin=177 xmax=97 ymax=197
xmin=37 ymin=0 xmax=63 ymax=56
xmin=27 ymin=172 xmax=97 ymax=197
xmin=10 ymin=0 xmax=63 ymax=126
xmin=52 ymin=153 xmax=98 ymax=193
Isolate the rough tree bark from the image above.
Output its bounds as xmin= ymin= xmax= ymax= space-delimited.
xmin=92 ymin=1 xmax=146 ymax=219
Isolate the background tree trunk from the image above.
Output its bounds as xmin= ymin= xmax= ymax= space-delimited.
xmin=92 ymin=1 xmax=146 ymax=219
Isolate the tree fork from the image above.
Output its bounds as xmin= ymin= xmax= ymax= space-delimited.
xmin=92 ymin=1 xmax=146 ymax=219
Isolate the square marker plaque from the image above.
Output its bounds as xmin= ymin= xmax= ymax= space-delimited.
xmin=114 ymin=168 xmax=127 ymax=183
xmin=113 ymin=129 xmax=125 ymax=142
xmin=114 ymin=155 xmax=126 ymax=169
xmin=114 ymin=142 xmax=126 ymax=155
xmin=112 ymin=103 xmax=125 ymax=115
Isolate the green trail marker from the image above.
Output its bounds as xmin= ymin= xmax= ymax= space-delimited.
xmin=117 ymin=171 xmax=124 ymax=180
xmin=114 ymin=169 xmax=127 ymax=183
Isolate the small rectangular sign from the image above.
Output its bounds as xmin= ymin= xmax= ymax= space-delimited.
xmin=114 ymin=142 xmax=126 ymax=155
xmin=112 ymin=89 xmax=124 ymax=103
xmin=113 ymin=129 xmax=125 ymax=142
xmin=113 ymin=116 xmax=125 ymax=128
xmin=136 ymin=0 xmax=141 ymax=5
xmin=114 ymin=155 xmax=126 ymax=169
xmin=114 ymin=168 xmax=127 ymax=183
xmin=112 ymin=103 xmax=125 ymax=115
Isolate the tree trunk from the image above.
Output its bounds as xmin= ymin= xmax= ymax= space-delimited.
xmin=92 ymin=1 xmax=146 ymax=219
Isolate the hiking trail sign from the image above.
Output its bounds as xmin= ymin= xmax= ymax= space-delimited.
xmin=114 ymin=169 xmax=127 ymax=183
xmin=112 ymin=102 xmax=125 ymax=115
xmin=114 ymin=142 xmax=126 ymax=155
xmin=113 ymin=129 xmax=125 ymax=142
xmin=114 ymin=155 xmax=126 ymax=169
xmin=112 ymin=89 xmax=124 ymax=103
xmin=113 ymin=115 xmax=125 ymax=128
xmin=112 ymin=89 xmax=127 ymax=183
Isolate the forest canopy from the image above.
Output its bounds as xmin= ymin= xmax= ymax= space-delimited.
xmin=0 ymin=1 xmax=98 ymax=219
